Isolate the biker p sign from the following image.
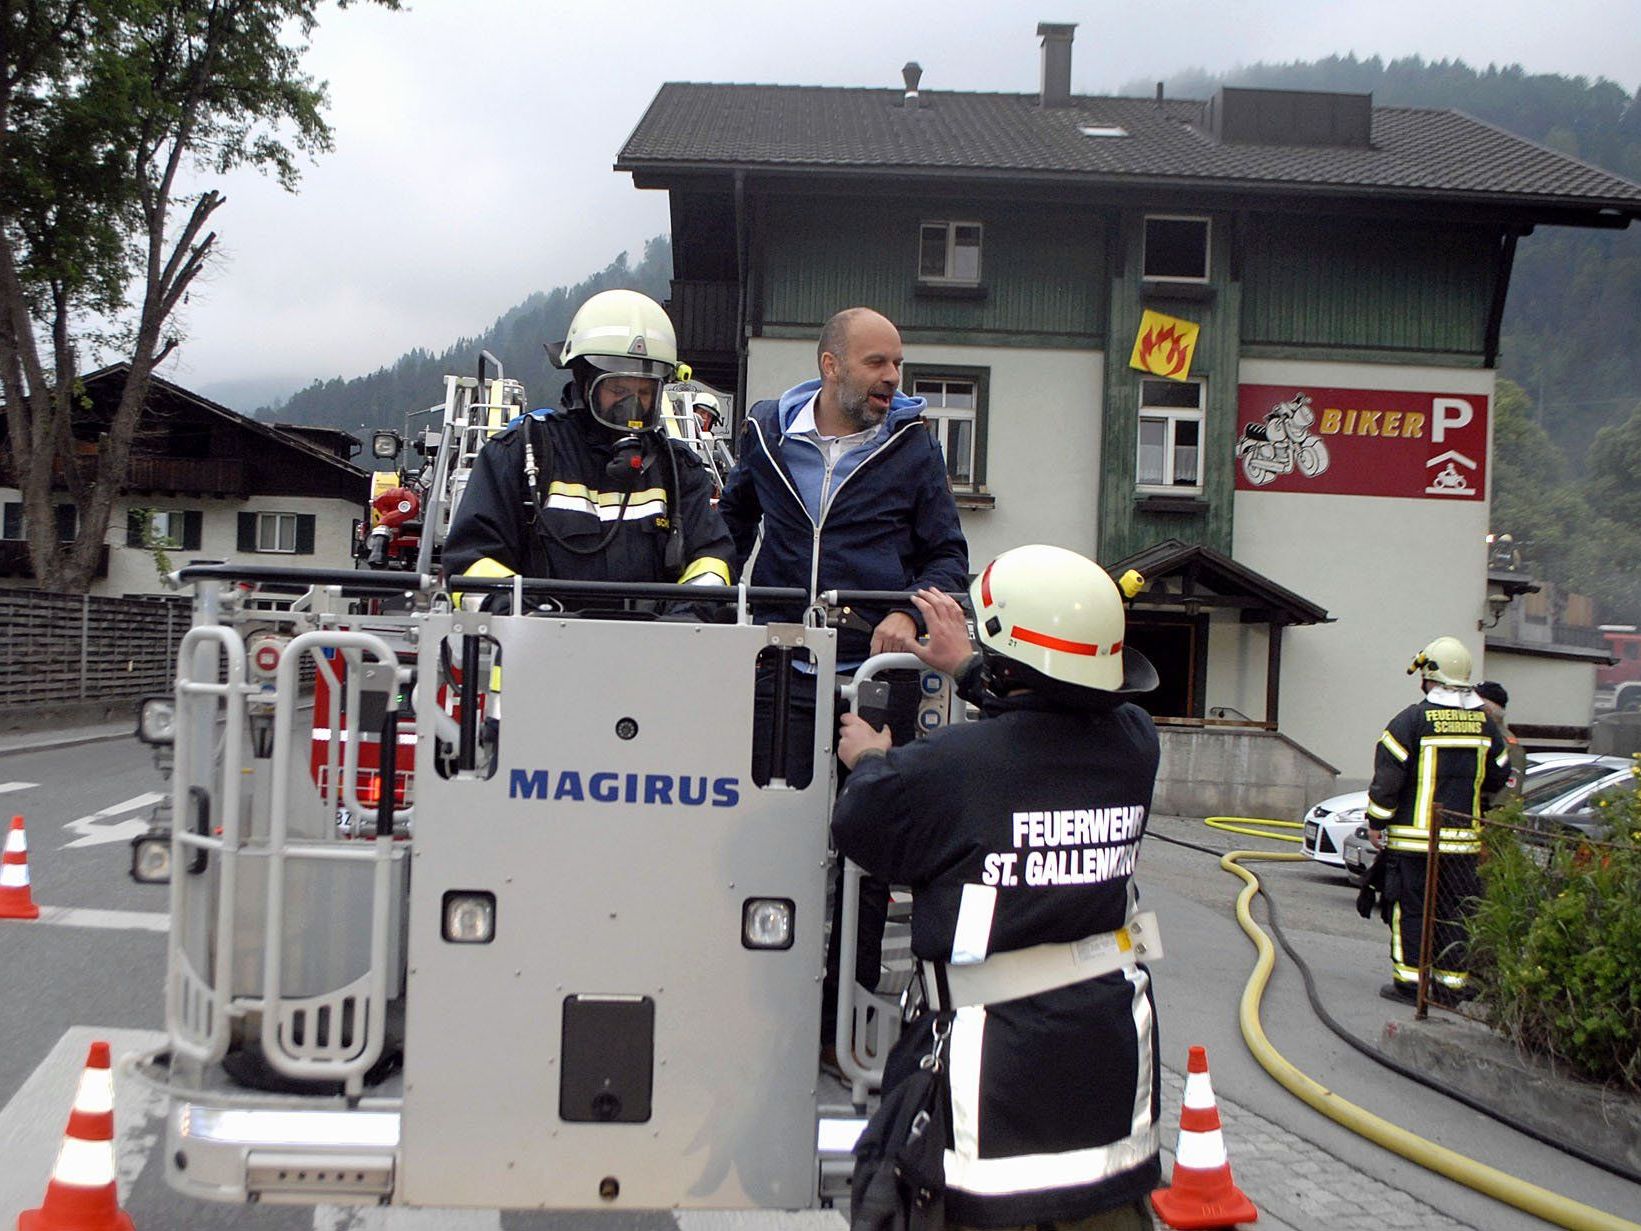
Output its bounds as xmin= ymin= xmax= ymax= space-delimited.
xmin=1234 ymin=384 xmax=1488 ymax=501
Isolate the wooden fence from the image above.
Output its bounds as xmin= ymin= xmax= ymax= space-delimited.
xmin=0 ymin=590 xmax=190 ymax=709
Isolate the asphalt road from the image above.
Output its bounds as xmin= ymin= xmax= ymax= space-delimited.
xmin=1 ymin=735 xmax=1637 ymax=1230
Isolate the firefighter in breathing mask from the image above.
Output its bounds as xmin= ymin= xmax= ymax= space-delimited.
xmin=444 ymin=289 xmax=733 ymax=592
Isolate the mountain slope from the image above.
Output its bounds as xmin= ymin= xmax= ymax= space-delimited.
xmin=257 ymin=236 xmax=672 ymax=429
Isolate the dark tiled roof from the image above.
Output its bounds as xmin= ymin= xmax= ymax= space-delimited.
xmin=619 ymin=85 xmax=1641 ymax=211
xmin=82 ymin=364 xmax=367 ymax=480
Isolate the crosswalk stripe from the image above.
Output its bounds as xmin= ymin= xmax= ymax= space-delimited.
xmin=0 ymin=782 xmax=39 ymax=795
xmin=34 ymin=906 xmax=168 ymax=933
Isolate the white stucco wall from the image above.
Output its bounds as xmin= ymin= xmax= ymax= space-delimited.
xmin=0 ymin=489 xmax=362 ymax=597
xmin=1205 ymin=618 xmax=1269 ymax=723
xmin=1484 ymin=651 xmax=1599 ymax=729
xmin=746 ymin=337 xmax=1104 ymax=568
xmin=1233 ymin=359 xmax=1495 ymax=784
xmin=102 ymin=495 xmax=362 ymax=596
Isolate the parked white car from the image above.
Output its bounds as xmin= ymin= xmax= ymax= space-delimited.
xmin=1302 ymin=753 xmax=1630 ymax=884
xmin=1301 ymin=791 xmax=1368 ymax=874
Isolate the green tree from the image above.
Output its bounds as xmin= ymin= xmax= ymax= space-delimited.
xmin=0 ymin=0 xmax=397 ymax=592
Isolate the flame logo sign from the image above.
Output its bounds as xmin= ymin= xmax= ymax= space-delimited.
xmin=1139 ymin=322 xmax=1191 ymax=377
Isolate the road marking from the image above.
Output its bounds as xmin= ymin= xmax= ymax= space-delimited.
xmin=0 ymin=1026 xmax=167 ymax=1226
xmin=314 ymin=1203 xmax=502 ymax=1229
xmin=0 ymin=781 xmax=38 ymax=796
xmin=677 ymin=1214 xmax=845 ymax=1230
xmin=34 ymin=905 xmax=169 ymax=933
xmin=62 ymin=792 xmax=165 ymax=850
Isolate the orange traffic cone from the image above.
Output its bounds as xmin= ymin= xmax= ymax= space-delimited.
xmin=1151 ymin=1045 xmax=1258 ymax=1230
xmin=1 ymin=814 xmax=40 ymax=920
xmin=18 ymin=1041 xmax=135 ymax=1231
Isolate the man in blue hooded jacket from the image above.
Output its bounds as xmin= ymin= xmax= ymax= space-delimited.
xmin=719 ymin=306 xmax=969 ymax=1059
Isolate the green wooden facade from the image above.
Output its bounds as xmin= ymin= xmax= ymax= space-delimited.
xmin=728 ymin=184 xmax=1503 ymax=563
xmin=757 ymin=196 xmax=1106 ymax=345
xmin=1240 ymin=216 xmax=1496 ymax=356
xmin=1099 ymin=210 xmax=1239 ymax=563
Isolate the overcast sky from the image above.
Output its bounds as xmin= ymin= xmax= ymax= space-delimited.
xmin=155 ymin=0 xmax=1641 ymax=410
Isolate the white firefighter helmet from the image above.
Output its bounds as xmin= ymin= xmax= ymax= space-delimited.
xmin=1408 ymin=635 xmax=1473 ymax=686
xmin=555 ymin=290 xmax=678 ymax=432
xmin=969 ymin=544 xmax=1156 ymax=693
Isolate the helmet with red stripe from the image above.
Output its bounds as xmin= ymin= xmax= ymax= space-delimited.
xmin=970 ymin=544 xmax=1157 ymax=694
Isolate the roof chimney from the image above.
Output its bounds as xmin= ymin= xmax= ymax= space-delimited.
xmin=1037 ymin=22 xmax=1076 ymax=108
xmin=902 ymin=61 xmax=922 ymax=108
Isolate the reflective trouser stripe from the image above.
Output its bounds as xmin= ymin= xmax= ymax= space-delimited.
xmin=941 ymin=967 xmax=1158 ymax=1196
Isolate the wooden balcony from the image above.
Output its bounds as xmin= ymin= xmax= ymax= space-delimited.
xmin=124 ymin=455 xmax=246 ymax=496
xmin=0 ymin=453 xmax=246 ymax=496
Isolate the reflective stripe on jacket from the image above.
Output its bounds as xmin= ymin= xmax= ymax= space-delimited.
xmin=1366 ymin=694 xmax=1509 ymax=854
xmin=443 ymin=410 xmax=733 ymax=587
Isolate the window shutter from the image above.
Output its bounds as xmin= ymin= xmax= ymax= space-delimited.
xmin=238 ymin=512 xmax=257 ymax=552
xmin=294 ymin=513 xmax=316 ymax=555
xmin=126 ymin=510 xmax=146 ymax=547
xmin=182 ymin=510 xmax=203 ymax=550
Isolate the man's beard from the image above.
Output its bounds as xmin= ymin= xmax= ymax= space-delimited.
xmin=838 ymin=380 xmax=889 ymax=431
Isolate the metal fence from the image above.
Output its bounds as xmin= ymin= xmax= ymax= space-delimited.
xmin=0 ymin=589 xmax=190 ymax=709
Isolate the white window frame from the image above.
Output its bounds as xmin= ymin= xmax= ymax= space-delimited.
xmin=1136 ymin=378 xmax=1206 ymax=495
xmin=911 ymin=375 xmax=982 ymax=491
xmin=918 ymin=221 xmax=983 ymax=285
xmin=1142 ymin=214 xmax=1211 ymax=284
xmin=256 ymin=511 xmax=298 ymax=553
xmin=146 ymin=510 xmax=187 ymax=549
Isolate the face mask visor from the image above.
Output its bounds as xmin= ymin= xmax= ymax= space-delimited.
xmin=584 ymin=357 xmax=670 ymax=433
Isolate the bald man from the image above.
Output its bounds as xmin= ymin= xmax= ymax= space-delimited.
xmin=719 ymin=307 xmax=969 ymax=1062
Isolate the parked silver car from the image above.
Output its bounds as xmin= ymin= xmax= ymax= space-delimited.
xmin=1305 ymin=753 xmax=1634 ymax=886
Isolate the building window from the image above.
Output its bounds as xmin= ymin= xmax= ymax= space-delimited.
xmin=3 ymin=502 xmax=78 ymax=541
xmin=126 ymin=508 xmax=202 ymax=550
xmin=238 ymin=511 xmax=316 ymax=556
xmin=258 ymin=512 xmax=297 ymax=553
xmin=918 ymin=221 xmax=982 ymax=284
xmin=907 ymin=367 xmax=989 ymax=491
xmin=1143 ymin=215 xmax=1210 ymax=282
xmin=1137 ymin=378 xmax=1204 ymax=493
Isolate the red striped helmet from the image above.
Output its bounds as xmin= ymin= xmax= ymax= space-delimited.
xmin=970 ymin=544 xmax=1154 ymax=693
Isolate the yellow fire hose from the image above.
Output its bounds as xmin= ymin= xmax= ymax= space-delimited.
xmin=1220 ymin=846 xmax=1641 ymax=1231
xmin=1203 ymin=815 xmax=1304 ymax=843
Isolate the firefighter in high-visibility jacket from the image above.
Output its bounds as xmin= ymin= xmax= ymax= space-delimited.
xmin=1366 ymin=636 xmax=1510 ymax=1003
xmin=444 ymin=290 xmax=733 ymax=592
xmin=834 ymin=546 xmax=1164 ymax=1230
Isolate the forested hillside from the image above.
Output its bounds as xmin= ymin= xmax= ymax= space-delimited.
xmin=258 ymin=237 xmax=672 ymax=429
